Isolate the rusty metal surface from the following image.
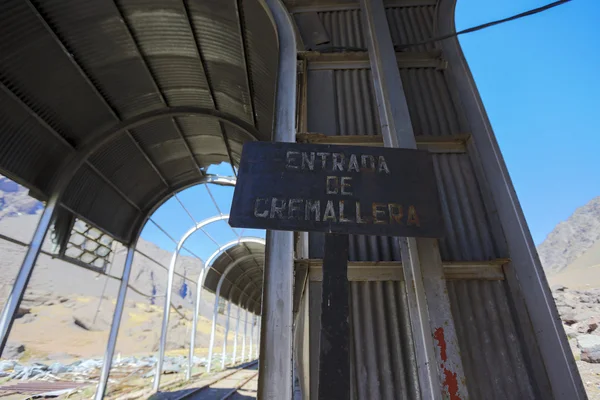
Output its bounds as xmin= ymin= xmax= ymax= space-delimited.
xmin=447 ymin=280 xmax=543 ymax=400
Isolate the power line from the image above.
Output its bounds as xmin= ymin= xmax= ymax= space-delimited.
xmin=317 ymin=0 xmax=572 ymax=53
xmin=395 ymin=0 xmax=572 ymax=50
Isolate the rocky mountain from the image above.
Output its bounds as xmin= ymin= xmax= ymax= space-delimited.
xmin=538 ymin=197 xmax=600 ymax=274
xmin=0 ymin=176 xmax=43 ymax=220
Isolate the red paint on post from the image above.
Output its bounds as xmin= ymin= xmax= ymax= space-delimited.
xmin=433 ymin=327 xmax=447 ymax=362
xmin=433 ymin=327 xmax=462 ymax=400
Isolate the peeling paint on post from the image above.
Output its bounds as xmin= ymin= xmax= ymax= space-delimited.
xmin=420 ymin=239 xmax=469 ymax=399
xmin=434 ymin=327 xmax=461 ymax=400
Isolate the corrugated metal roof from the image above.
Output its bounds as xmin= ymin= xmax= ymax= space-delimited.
xmin=203 ymin=242 xmax=264 ymax=313
xmin=0 ymin=0 xmax=278 ymax=242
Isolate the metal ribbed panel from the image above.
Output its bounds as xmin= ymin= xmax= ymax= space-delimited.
xmin=318 ymin=9 xmax=366 ymax=48
xmin=203 ymin=242 xmax=264 ymax=308
xmin=187 ymin=0 xmax=253 ymax=125
xmin=158 ymin=158 xmax=199 ymax=188
xmin=447 ymin=280 xmax=538 ymax=400
xmin=0 ymin=90 xmax=69 ymax=193
xmin=433 ymin=154 xmax=499 ymax=261
xmin=310 ymin=281 xmax=420 ymax=400
xmin=386 ymin=6 xmax=436 ymax=52
xmin=400 ymin=69 xmax=463 ymax=136
xmin=88 ymin=134 xmax=164 ymax=209
xmin=224 ymin=124 xmax=250 ymax=165
xmin=175 ymin=116 xmax=222 ymax=141
xmin=307 ymin=68 xmax=462 ymax=137
xmin=0 ymin=0 xmax=115 ymax=143
xmin=312 ymin=154 xmax=500 ymax=263
xmin=31 ymin=0 xmax=165 ymax=119
xmin=118 ymin=0 xmax=213 ymax=110
xmin=241 ymin=0 xmax=278 ymax=138
xmin=316 ymin=6 xmax=435 ymax=51
xmin=335 ymin=69 xmax=381 ymax=135
xmin=62 ymin=165 xmax=139 ymax=241
xmin=306 ymin=69 xmax=380 ymax=136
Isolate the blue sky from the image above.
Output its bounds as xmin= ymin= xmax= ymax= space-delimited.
xmin=142 ymin=0 xmax=600 ymax=256
xmin=456 ymin=0 xmax=600 ymax=244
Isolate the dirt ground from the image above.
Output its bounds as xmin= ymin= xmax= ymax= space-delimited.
xmin=7 ymin=294 xmax=234 ymax=361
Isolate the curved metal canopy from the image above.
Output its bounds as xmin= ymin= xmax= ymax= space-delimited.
xmin=203 ymin=241 xmax=265 ymax=313
xmin=0 ymin=0 xmax=278 ymax=243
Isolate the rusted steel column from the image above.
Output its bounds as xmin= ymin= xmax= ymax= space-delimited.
xmin=360 ymin=0 xmax=468 ymax=398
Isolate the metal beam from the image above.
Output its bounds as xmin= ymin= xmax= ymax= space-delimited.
xmin=0 ymin=193 xmax=59 ymax=352
xmin=360 ymin=0 xmax=468 ymax=398
xmin=303 ymin=259 xmax=507 ymax=281
xmin=207 ymin=254 xmax=265 ymax=372
xmin=94 ymin=245 xmax=136 ymax=400
xmin=288 ymin=0 xmax=437 ymax=13
xmin=187 ymin=237 xmax=265 ymax=380
xmin=0 ymin=83 xmax=143 ymax=214
xmin=296 ymin=133 xmax=470 ymax=153
xmin=152 ymin=214 xmax=230 ymax=391
xmin=111 ymin=0 xmax=204 ymax=179
xmin=232 ymin=281 xmax=255 ymax=366
xmin=258 ymin=0 xmax=297 ymax=398
xmin=25 ymin=0 xmax=185 ymax=188
xmin=235 ymin=0 xmax=259 ymax=129
xmin=301 ymin=50 xmax=446 ymax=70
xmin=436 ymin=0 xmax=586 ymax=398
xmin=182 ymin=0 xmax=239 ymax=173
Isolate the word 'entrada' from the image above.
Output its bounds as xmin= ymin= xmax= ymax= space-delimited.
xmin=254 ymin=198 xmax=420 ymax=226
xmin=285 ymin=151 xmax=391 ymax=173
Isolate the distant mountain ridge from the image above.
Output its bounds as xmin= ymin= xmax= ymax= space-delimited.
xmin=0 ymin=176 xmax=43 ymax=220
xmin=537 ymin=197 xmax=600 ymax=274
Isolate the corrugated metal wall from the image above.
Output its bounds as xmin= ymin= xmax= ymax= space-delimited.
xmin=310 ymin=281 xmax=420 ymax=400
xmin=299 ymin=4 xmax=549 ymax=399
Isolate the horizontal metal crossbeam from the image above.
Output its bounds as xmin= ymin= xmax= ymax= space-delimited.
xmin=288 ymin=0 xmax=437 ymax=13
xmin=297 ymin=258 xmax=508 ymax=281
xmin=296 ymin=132 xmax=470 ymax=153
xmin=301 ymin=50 xmax=446 ymax=70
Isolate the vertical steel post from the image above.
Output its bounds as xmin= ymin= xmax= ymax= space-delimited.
xmin=153 ymin=247 xmax=180 ymax=392
xmin=207 ymin=255 xmax=260 ymax=372
xmin=233 ymin=281 xmax=254 ymax=365
xmin=249 ymin=315 xmax=255 ymax=360
xmin=161 ymin=252 xmax=183 ymax=385
xmin=242 ymin=307 xmax=249 ymax=363
xmin=0 ymin=193 xmax=59 ymax=352
xmin=259 ymin=0 xmax=297 ymax=398
xmin=94 ymin=246 xmax=136 ymax=400
xmin=221 ymin=301 xmax=232 ymax=370
xmin=207 ymin=294 xmax=220 ymax=372
xmin=359 ymin=0 xmax=467 ymax=398
xmin=188 ymin=266 xmax=206 ymax=380
xmin=188 ymin=238 xmax=263 ymax=378
xmin=255 ymin=316 xmax=261 ymax=358
xmin=232 ymin=303 xmax=241 ymax=366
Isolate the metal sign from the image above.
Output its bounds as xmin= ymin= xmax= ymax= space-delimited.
xmin=229 ymin=142 xmax=444 ymax=238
